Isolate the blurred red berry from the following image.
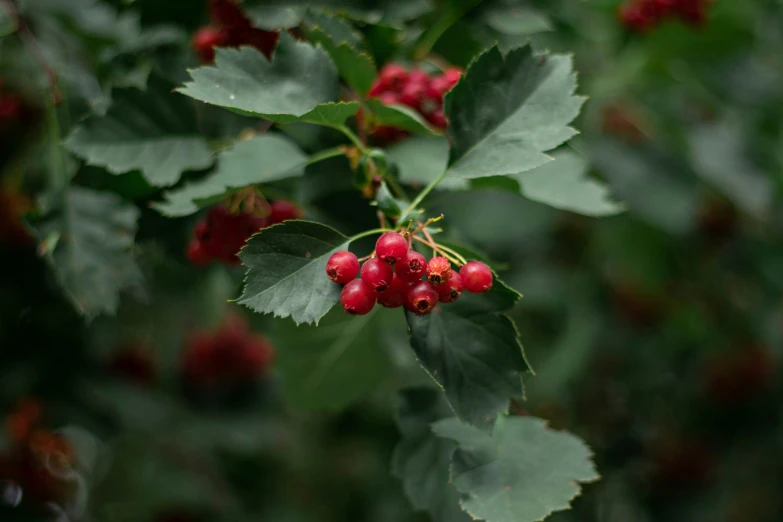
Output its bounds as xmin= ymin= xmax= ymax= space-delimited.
xmin=268 ymin=200 xmax=303 ymax=224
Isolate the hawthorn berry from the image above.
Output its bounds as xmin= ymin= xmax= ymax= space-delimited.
xmin=459 ymin=261 xmax=493 ymax=293
xmin=187 ymin=240 xmax=211 ymax=266
xmin=375 ymin=275 xmax=408 ymax=308
xmin=191 ymin=26 xmax=228 ymax=63
xmin=360 ymin=257 xmax=394 ymax=293
xmin=426 ymin=257 xmax=452 ymax=286
xmin=406 ymin=281 xmax=439 ymax=316
xmin=396 ymin=250 xmax=426 ymax=282
xmin=436 ymin=272 xmax=463 ymax=303
xmin=341 ymin=279 xmax=376 ymax=315
xmin=375 ymin=232 xmax=408 ymax=264
xmin=268 ymin=200 xmax=303 ymax=224
xmin=326 ymin=250 xmax=360 ymax=284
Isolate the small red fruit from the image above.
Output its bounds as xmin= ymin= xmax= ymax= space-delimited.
xmin=340 ymin=279 xmax=376 ymax=315
xmin=268 ymin=200 xmax=303 ymax=225
xmin=459 ymin=261 xmax=493 ymax=293
xmin=326 ymin=250 xmax=360 ymax=284
xmin=360 ymin=257 xmax=394 ymax=293
xmin=396 ymin=250 xmax=426 ymax=282
xmin=187 ymin=240 xmax=211 ymax=266
xmin=375 ymin=232 xmax=408 ymax=264
xmin=436 ymin=272 xmax=463 ymax=303
xmin=192 ymin=26 xmax=228 ymax=63
xmin=426 ymin=256 xmax=452 ymax=286
xmin=406 ymin=281 xmax=439 ymax=315
xmin=377 ymin=64 xmax=409 ymax=91
xmin=375 ymin=275 xmax=408 ymax=308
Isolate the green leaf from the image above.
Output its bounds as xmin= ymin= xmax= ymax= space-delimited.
xmin=155 ymin=134 xmax=308 ymax=217
xmin=244 ymin=4 xmax=305 ymax=30
xmin=38 ymin=187 xmax=142 ymax=317
xmin=0 ymin=1 xmax=17 ymax=36
xmin=178 ymin=33 xmax=356 ymax=126
xmin=64 ymin=79 xmax=212 ymax=186
xmin=238 ymin=221 xmax=358 ymax=325
xmin=405 ymin=280 xmax=530 ymax=429
xmin=273 ymin=307 xmax=405 ymax=410
xmin=392 ymin=388 xmax=472 ymax=522
xmin=689 ymin=117 xmax=773 ymax=219
xmin=514 ymin=149 xmax=625 ymax=217
xmin=373 ymin=182 xmax=405 ymax=219
xmin=433 ymin=416 xmax=599 ymax=522
xmin=387 ymin=136 xmax=468 ymax=190
xmin=484 ymin=6 xmax=552 ymax=36
xmin=304 ymin=12 xmax=377 ymax=95
xmin=364 ymin=98 xmax=440 ymax=135
xmin=446 ymin=45 xmax=584 ymax=179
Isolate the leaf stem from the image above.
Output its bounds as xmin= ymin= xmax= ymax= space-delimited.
xmin=401 ymin=168 xmax=447 ymax=219
xmin=351 ymin=227 xmax=393 ymax=242
xmin=306 ymin=146 xmax=346 ymax=166
xmin=336 ymin=124 xmax=369 ymax=154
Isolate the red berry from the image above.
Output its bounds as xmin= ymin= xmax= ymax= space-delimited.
xmin=268 ymin=200 xmax=303 ymax=224
xmin=425 ymin=108 xmax=448 ymax=128
xmin=375 ymin=232 xmax=408 ymax=264
xmin=436 ymin=272 xmax=463 ymax=303
xmin=375 ymin=275 xmax=408 ymax=308
xmin=192 ymin=26 xmax=228 ymax=63
xmin=360 ymin=257 xmax=394 ymax=293
xmin=400 ymin=82 xmax=427 ymax=110
xmin=378 ymin=91 xmax=402 ymax=105
xmin=377 ymin=64 xmax=409 ymax=91
xmin=408 ymin=69 xmax=429 ymax=85
xmin=459 ymin=261 xmax=493 ymax=293
xmin=187 ymin=240 xmax=211 ymax=266
xmin=340 ymin=279 xmax=376 ymax=315
xmin=426 ymin=256 xmax=452 ymax=286
xmin=396 ymin=250 xmax=426 ymax=282
xmin=0 ymin=96 xmax=22 ymax=122
xmin=194 ymin=220 xmax=210 ymax=241
xmin=406 ymin=281 xmax=439 ymax=316
xmin=326 ymin=250 xmax=360 ymax=284
xmin=209 ymin=0 xmax=251 ymax=30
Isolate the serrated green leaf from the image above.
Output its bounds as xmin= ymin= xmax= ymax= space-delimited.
xmin=387 ymin=136 xmax=468 ymax=190
xmin=156 ymin=134 xmax=308 ymax=217
xmin=178 ymin=33 xmax=354 ymax=126
xmin=433 ymin=416 xmax=599 ymax=522
xmin=305 ymin=13 xmax=377 ymax=95
xmin=392 ymin=388 xmax=472 ymax=522
xmin=514 ymin=149 xmax=625 ymax=217
xmin=364 ymin=99 xmax=440 ymax=135
xmin=38 ymin=187 xmax=142 ymax=317
xmin=238 ymin=221 xmax=359 ymax=325
xmin=64 ymin=79 xmax=212 ymax=186
xmin=405 ymin=280 xmax=529 ymax=429
xmin=689 ymin=118 xmax=773 ymax=219
xmin=273 ymin=307 xmax=405 ymax=410
xmin=446 ymin=45 xmax=584 ymax=179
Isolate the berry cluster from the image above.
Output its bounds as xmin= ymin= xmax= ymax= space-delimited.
xmin=191 ymin=0 xmax=279 ymax=63
xmin=619 ymin=0 xmax=713 ymax=31
xmin=326 ymin=232 xmax=493 ymax=316
xmin=187 ymin=200 xmax=302 ymax=266
xmin=181 ymin=313 xmax=275 ymax=389
xmin=364 ymin=64 xmax=462 ymax=142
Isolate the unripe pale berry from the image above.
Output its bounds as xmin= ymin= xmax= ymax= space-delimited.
xmin=437 ymin=272 xmax=463 ymax=303
xmin=406 ymin=281 xmax=439 ymax=316
xmin=426 ymin=257 xmax=452 ymax=286
xmin=460 ymin=261 xmax=493 ymax=293
xmin=396 ymin=250 xmax=426 ymax=282
xmin=326 ymin=250 xmax=360 ymax=284
xmin=340 ymin=279 xmax=376 ymax=315
xmin=361 ymin=257 xmax=394 ymax=293
xmin=375 ymin=232 xmax=408 ymax=264
xmin=375 ymin=275 xmax=408 ymax=308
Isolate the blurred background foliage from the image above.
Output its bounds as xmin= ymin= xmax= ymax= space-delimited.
xmin=1 ymin=0 xmax=783 ymax=521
